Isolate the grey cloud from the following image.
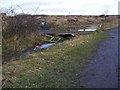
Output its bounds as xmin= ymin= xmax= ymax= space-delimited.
xmin=20 ymin=1 xmax=62 ymax=7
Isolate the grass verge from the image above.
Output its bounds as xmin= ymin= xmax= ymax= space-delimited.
xmin=3 ymin=31 xmax=108 ymax=88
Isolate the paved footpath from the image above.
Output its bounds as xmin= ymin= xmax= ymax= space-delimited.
xmin=75 ymin=28 xmax=119 ymax=88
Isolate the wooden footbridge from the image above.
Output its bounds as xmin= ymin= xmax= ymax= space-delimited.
xmin=40 ymin=30 xmax=76 ymax=43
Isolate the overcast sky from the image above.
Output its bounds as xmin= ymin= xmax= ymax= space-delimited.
xmin=0 ymin=0 xmax=119 ymax=15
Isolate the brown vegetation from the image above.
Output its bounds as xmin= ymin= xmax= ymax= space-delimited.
xmin=2 ymin=13 xmax=118 ymax=62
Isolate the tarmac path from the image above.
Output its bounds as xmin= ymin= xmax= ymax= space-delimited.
xmin=75 ymin=28 xmax=119 ymax=88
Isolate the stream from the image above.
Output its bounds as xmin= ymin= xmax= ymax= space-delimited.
xmin=10 ymin=43 xmax=57 ymax=61
xmin=8 ymin=25 xmax=98 ymax=62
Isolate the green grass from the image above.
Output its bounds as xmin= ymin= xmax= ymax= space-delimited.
xmin=102 ymin=22 xmax=118 ymax=31
xmin=3 ymin=31 xmax=108 ymax=88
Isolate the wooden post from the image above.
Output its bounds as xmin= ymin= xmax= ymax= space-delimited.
xmin=0 ymin=13 xmax=2 ymax=89
xmin=0 ymin=13 xmax=2 ymax=31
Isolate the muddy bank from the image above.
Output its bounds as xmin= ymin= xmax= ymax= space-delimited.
xmin=74 ymin=27 xmax=118 ymax=88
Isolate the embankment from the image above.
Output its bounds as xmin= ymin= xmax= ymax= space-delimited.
xmin=3 ymin=31 xmax=108 ymax=88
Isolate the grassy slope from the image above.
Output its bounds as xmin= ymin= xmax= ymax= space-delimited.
xmin=3 ymin=31 xmax=108 ymax=88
